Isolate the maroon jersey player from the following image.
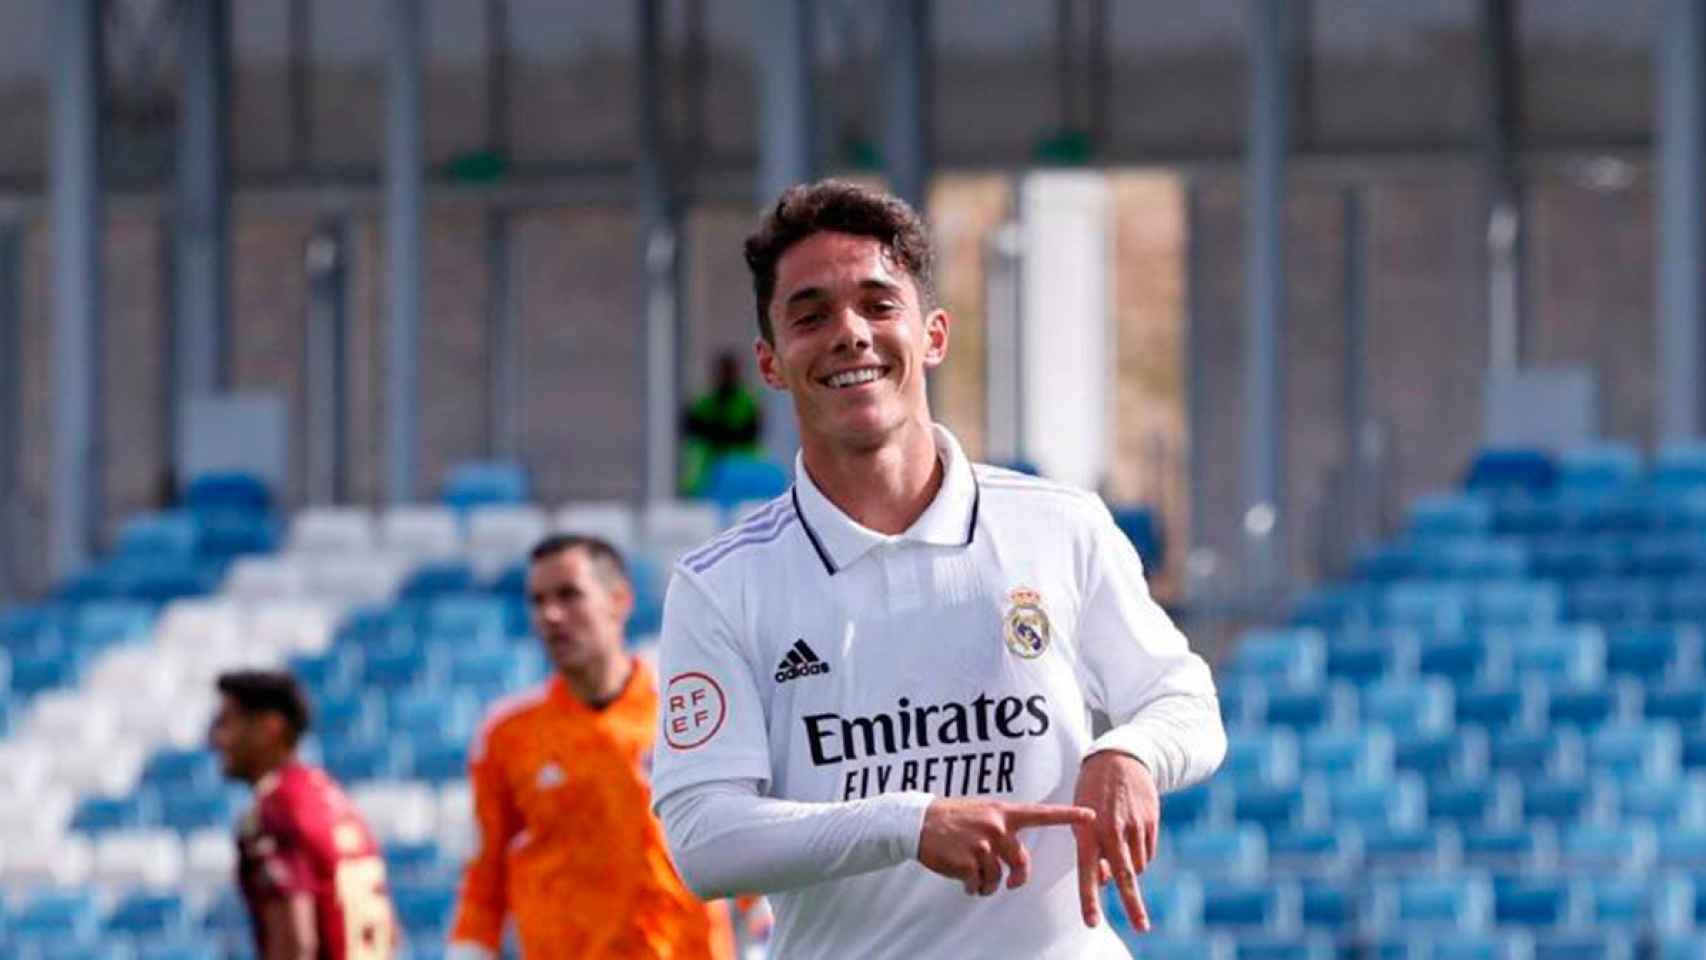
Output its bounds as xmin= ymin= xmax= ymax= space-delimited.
xmin=211 ymin=670 xmax=398 ymax=960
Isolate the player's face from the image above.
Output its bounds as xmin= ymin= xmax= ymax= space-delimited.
xmin=527 ymin=548 xmax=633 ymax=677
xmin=755 ymin=231 xmax=948 ymax=452
xmin=209 ymin=695 xmax=266 ymax=781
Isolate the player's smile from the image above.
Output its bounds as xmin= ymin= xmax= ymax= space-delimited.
xmin=817 ymin=364 xmax=891 ymax=390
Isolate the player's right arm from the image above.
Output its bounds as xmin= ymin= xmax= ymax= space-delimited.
xmin=652 ymin=569 xmax=1093 ymax=899
xmin=261 ymin=894 xmax=319 ymax=960
xmin=447 ymin=716 xmax=523 ymax=959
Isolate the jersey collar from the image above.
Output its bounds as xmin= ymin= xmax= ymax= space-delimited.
xmin=791 ymin=424 xmax=980 ymax=576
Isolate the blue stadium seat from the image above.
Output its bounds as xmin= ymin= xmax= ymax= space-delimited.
xmin=1558 ymin=823 xmax=1654 ymax=872
xmin=1645 ymin=682 xmax=1706 ymax=725
xmin=1655 ymin=829 xmax=1706 ymax=869
xmin=135 ymin=944 xmax=222 ymax=960
xmin=1362 ymin=679 xmax=1454 ymax=735
xmin=0 ymin=604 xmax=65 ymax=653
xmin=1653 ymin=441 xmax=1706 ymax=491
xmin=1109 ymin=935 xmax=1229 ymax=960
xmin=1199 ymin=883 xmax=1288 ymax=933
xmin=116 ymin=511 xmax=202 ymax=560
xmin=1297 ymin=880 xmax=1358 ymax=930
xmin=71 ymin=792 xmax=159 ymax=833
xmin=1545 ymin=683 xmax=1622 ymax=729
xmin=1627 ymin=536 xmax=1706 ymax=579
xmin=1332 ymin=776 xmax=1424 ymax=829
xmin=1503 ymin=626 xmax=1605 ymax=684
xmin=422 ymin=594 xmax=509 ymax=646
xmin=1427 ymin=934 xmax=1530 ymax=960
xmin=1261 ymin=684 xmax=1348 ymax=731
xmin=1125 ymin=874 xmax=1201 ymax=933
xmin=160 ymin=786 xmax=244 ymax=832
xmin=10 ymin=892 xmax=101 ymax=945
xmin=1420 ymin=541 xmax=1528 ymax=581
xmin=1492 ymin=873 xmax=1572 ymax=928
xmin=185 ymin=471 xmax=272 ymax=516
xmin=1605 ymin=626 xmax=1698 ymax=681
xmin=313 ymin=690 xmax=381 ymax=742
xmin=1454 ymin=681 xmax=1533 ymax=732
xmin=9 ymin=648 xmax=82 ymax=695
xmin=1664 ymin=579 xmax=1706 ymax=622
xmin=1529 ymin=933 xmax=1633 ymax=960
xmin=1567 ymin=579 xmax=1660 ymax=626
xmin=442 ymin=461 xmax=530 ymax=510
xmin=389 ymin=687 xmax=478 ymax=743
xmin=362 ymin=647 xmax=441 ymax=690
xmin=409 ymin=739 xmax=471 ymax=784
xmin=1577 ymin=875 xmax=1693 ymax=931
xmin=1430 ymin=776 xmax=1515 ymax=829
xmin=1229 ymin=783 xmax=1310 ymax=834
xmin=1229 ymin=629 xmax=1325 ymax=685
xmin=290 ymin=649 xmax=361 ymax=697
xmin=1354 ymin=544 xmax=1424 ymax=583
xmin=1519 ymin=778 xmax=1597 ymax=823
xmin=1418 ymin=635 xmax=1497 ymax=685
xmin=390 ymin=881 xmax=457 ymax=939
xmin=1164 ymin=826 xmax=1267 ymax=877
xmin=1324 ymin=632 xmax=1411 ymax=686
xmin=1587 ymin=723 xmax=1681 ymax=778
xmin=1378 ymin=874 xmax=1491 ymax=929
xmin=1220 ymin=730 xmax=1298 ymax=786
xmin=1299 ymin=729 xmax=1392 ymax=782
xmin=1530 ymin=537 xmax=1622 ymax=582
xmin=322 ymin=738 xmax=409 ymax=783
xmin=1162 ymin=783 xmax=1219 ymax=829
xmin=106 ymin=893 xmax=190 ymax=941
xmin=1362 ymin=825 xmax=1454 ymax=873
xmin=399 ymin=561 xmax=478 ymax=601
xmin=1288 ymin=586 xmax=1374 ymax=632
xmin=1464 ymin=450 xmax=1555 ymax=497
xmin=1410 ymin=493 xmax=1496 ymax=537
xmin=140 ymin=748 xmax=221 ymax=791
xmin=1684 ymin=732 xmax=1706 ymax=771
xmin=1380 ymin=583 xmax=1468 ymax=634
xmin=385 ymin=840 xmax=453 ymax=884
xmin=1267 ymin=827 xmax=1355 ymax=874
xmin=1488 ymin=729 xmax=1577 ymax=776
xmin=1616 ymin=776 xmax=1702 ymax=825
xmin=1394 ymin=730 xmax=1481 ymax=778
xmin=1658 ymin=937 xmax=1706 ymax=960
xmin=1460 ymin=825 xmax=1549 ymax=871
xmin=701 ymin=456 xmax=791 ymax=511
xmin=1471 ymin=581 xmax=1559 ymax=629
xmin=450 ymin=643 xmax=544 ymax=694
xmin=71 ymin=600 xmax=155 ymax=651
xmin=1559 ymin=444 xmax=1642 ymax=494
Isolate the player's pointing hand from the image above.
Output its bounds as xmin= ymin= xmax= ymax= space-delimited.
xmin=917 ymin=799 xmax=1096 ymax=897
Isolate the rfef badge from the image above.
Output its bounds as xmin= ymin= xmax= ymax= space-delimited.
xmin=1003 ymin=587 xmax=1051 ymax=659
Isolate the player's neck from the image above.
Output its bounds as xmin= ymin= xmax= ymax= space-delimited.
xmin=561 ymin=652 xmax=633 ymax=710
xmin=246 ymin=750 xmax=295 ymax=789
xmin=801 ymin=419 xmax=942 ymax=535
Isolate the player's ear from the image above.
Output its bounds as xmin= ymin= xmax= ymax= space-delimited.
xmin=923 ymin=308 xmax=950 ymax=369
xmin=755 ymin=335 xmax=787 ymax=390
xmin=610 ymin=577 xmax=634 ymax=621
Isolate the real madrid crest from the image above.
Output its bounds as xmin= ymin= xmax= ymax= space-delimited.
xmin=1003 ymin=587 xmax=1051 ymax=659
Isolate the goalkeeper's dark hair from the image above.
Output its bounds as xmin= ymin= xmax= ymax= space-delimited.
xmin=216 ymin=670 xmax=312 ymax=745
xmin=529 ymin=533 xmax=629 ymax=588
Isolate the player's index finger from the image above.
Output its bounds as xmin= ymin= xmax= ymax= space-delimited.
xmin=1004 ymin=803 xmax=1097 ymax=829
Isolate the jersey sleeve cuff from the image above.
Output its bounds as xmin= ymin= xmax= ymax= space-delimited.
xmin=1085 ymin=728 xmax=1159 ymax=780
xmin=882 ymin=791 xmax=936 ymax=862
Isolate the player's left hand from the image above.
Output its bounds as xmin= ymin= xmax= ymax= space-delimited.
xmin=1071 ymin=751 xmax=1159 ymax=931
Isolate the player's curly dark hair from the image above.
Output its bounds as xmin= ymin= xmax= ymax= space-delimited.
xmin=744 ymin=179 xmax=936 ymax=343
xmin=217 ymin=670 xmax=312 ymax=745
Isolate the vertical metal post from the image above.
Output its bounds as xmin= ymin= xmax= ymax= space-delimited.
xmin=176 ymin=0 xmax=231 ymax=424
xmin=1244 ymin=0 xmax=1292 ymax=601
xmin=486 ymin=211 xmax=517 ymax=460
xmin=485 ymin=0 xmax=509 ymax=158
xmin=639 ymin=0 xmax=681 ymax=503
xmin=51 ymin=0 xmax=104 ymax=579
xmin=305 ymin=222 xmax=349 ymax=504
xmin=1659 ymin=0 xmax=1706 ymax=439
xmin=882 ymin=0 xmax=930 ymax=211
xmin=756 ymin=0 xmax=816 ymax=466
xmin=0 ymin=226 xmax=20 ymax=600
xmin=1479 ymin=0 xmax=1526 ymax=373
xmin=385 ymin=0 xmax=424 ymax=503
xmin=1184 ymin=182 xmax=1208 ymax=565
xmin=1341 ymin=185 xmax=1373 ymax=561
xmin=984 ymin=212 xmax=1024 ymax=464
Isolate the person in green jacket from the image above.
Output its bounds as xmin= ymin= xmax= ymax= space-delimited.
xmin=681 ymin=351 xmax=764 ymax=496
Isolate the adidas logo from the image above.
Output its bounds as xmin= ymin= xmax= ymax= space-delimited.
xmin=774 ymin=639 xmax=832 ymax=683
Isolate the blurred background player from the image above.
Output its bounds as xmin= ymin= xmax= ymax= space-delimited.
xmin=210 ymin=670 xmax=398 ymax=960
xmin=447 ymin=534 xmax=737 ymax=959
xmin=680 ymin=349 xmax=765 ymax=497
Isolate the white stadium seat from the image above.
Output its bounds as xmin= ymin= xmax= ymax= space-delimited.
xmin=55 ymin=738 xmax=145 ymax=798
xmin=27 ymin=691 xmax=120 ymax=750
xmin=249 ymin=601 xmax=338 ymax=658
xmin=641 ymin=500 xmax=722 ymax=547
xmin=437 ymin=779 xmax=476 ymax=860
xmin=155 ymin=598 xmax=243 ymax=651
xmin=555 ymin=501 xmax=638 ymax=552
xmin=86 ymin=644 xmax=185 ymax=703
xmin=288 ymin=507 xmax=378 ymax=556
xmin=2 ymin=833 xmax=93 ymax=892
xmin=350 ymin=780 xmax=437 ymax=845
xmin=305 ymin=553 xmax=409 ymax=606
xmin=468 ymin=505 xmax=549 ymax=577
xmin=0 ymin=783 xmax=74 ymax=840
xmin=381 ymin=504 xmax=464 ymax=560
xmin=0 ymin=742 xmax=54 ymax=798
xmin=92 ymin=829 xmax=185 ymax=892
xmin=183 ymin=828 xmax=238 ymax=900
xmin=222 ymin=555 xmax=309 ymax=602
